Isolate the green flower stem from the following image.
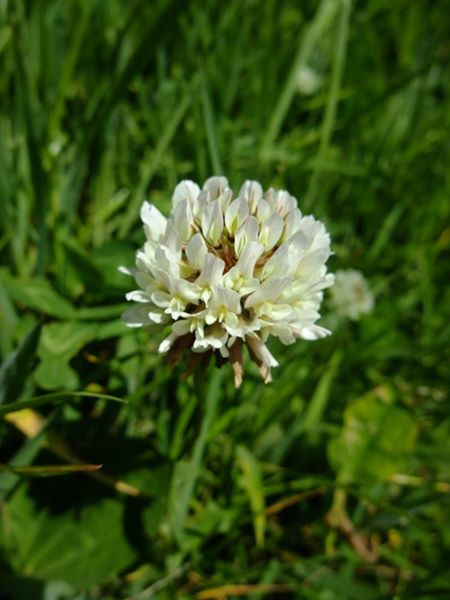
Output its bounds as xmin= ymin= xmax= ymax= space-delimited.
xmin=171 ymin=367 xmax=225 ymax=544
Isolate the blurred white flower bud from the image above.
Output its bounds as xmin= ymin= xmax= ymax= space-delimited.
xmin=330 ymin=269 xmax=374 ymax=320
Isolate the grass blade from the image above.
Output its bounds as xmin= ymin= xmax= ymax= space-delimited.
xmin=119 ymin=81 xmax=196 ymax=236
xmin=201 ymin=74 xmax=223 ymax=175
xmin=306 ymin=0 xmax=352 ymax=205
xmin=302 ymin=350 xmax=342 ymax=432
xmin=237 ymin=445 xmax=266 ymax=548
xmin=259 ymin=0 xmax=339 ymax=162
xmin=0 ymin=391 xmax=127 ymax=416
xmin=0 ymin=463 xmax=102 ymax=477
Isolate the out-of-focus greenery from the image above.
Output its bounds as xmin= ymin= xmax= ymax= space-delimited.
xmin=0 ymin=0 xmax=449 ymax=598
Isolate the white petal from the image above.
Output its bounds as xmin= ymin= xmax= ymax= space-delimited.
xmin=172 ymin=278 xmax=202 ymax=303
xmin=136 ymin=247 xmax=155 ymax=273
xmin=172 ymin=180 xmax=200 ymax=213
xmin=283 ymin=208 xmax=303 ymax=241
xmin=296 ymin=324 xmax=331 ymax=340
xmin=223 ymin=315 xmax=248 ymax=338
xmin=154 ymin=246 xmax=181 ymax=278
xmin=262 ymin=232 xmax=306 ymax=280
xmin=265 ymin=188 xmax=297 ymax=217
xmin=246 ymin=336 xmax=279 ymax=382
xmin=135 ymin=271 xmax=156 ymax=289
xmin=186 ymin=233 xmax=208 ymax=271
xmin=203 ymin=176 xmax=229 ymax=200
xmin=245 ymin=277 xmax=290 ymax=308
xmin=235 ymin=242 xmax=264 ymax=277
xmin=235 ymin=215 xmax=259 ymax=256
xmin=247 ymin=336 xmax=279 ymax=367
xmin=239 ymin=278 xmax=260 ymax=295
xmin=239 ymin=180 xmax=263 ymax=213
xmin=217 ymin=187 xmax=234 ymax=213
xmin=118 ymin=265 xmax=135 ymax=276
xmin=172 ymin=319 xmax=192 ymax=336
xmin=196 ymin=253 xmax=225 ymax=286
xmin=159 ymin=333 xmax=179 ymax=353
xmin=224 ymin=312 xmax=239 ymax=328
xmin=193 ymin=324 xmax=228 ymax=351
xmin=259 ymin=213 xmax=284 ymax=250
xmin=257 ymin=303 xmax=293 ymax=321
xmin=223 ymin=268 xmax=260 ymax=295
xmin=140 ymin=202 xmax=167 ymax=242
xmin=210 ymin=286 xmax=241 ymax=314
xmin=197 ymin=188 xmax=210 ymax=207
xmin=270 ymin=324 xmax=296 ymax=345
xmin=148 ymin=309 xmax=170 ymax=324
xmin=295 ymin=248 xmax=331 ymax=278
xmin=151 ymin=290 xmax=171 ymax=308
xmin=204 ymin=312 xmax=217 ymax=326
xmin=219 ymin=345 xmax=230 ymax=358
xmin=256 ymin=199 xmax=272 ymax=223
xmin=201 ymin=200 xmax=223 ymax=245
xmin=165 ymin=300 xmax=187 ymax=320
xmin=172 ymin=199 xmax=193 ymax=242
xmin=225 ymin=197 xmax=249 ymax=235
xmin=126 ymin=290 xmax=149 ymax=303
xmin=163 ymin=221 xmax=182 ymax=254
xmin=305 ymin=326 xmax=330 ymax=339
xmin=122 ymin=305 xmax=152 ymax=327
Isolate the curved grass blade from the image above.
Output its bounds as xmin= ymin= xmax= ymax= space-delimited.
xmin=0 ymin=463 xmax=102 ymax=478
xmin=0 ymin=391 xmax=127 ymax=416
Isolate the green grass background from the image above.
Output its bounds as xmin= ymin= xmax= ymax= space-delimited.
xmin=0 ymin=0 xmax=449 ymax=598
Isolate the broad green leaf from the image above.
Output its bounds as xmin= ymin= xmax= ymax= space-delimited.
xmin=60 ymin=238 xmax=105 ymax=294
xmin=34 ymin=355 xmax=79 ymax=391
xmin=35 ymin=321 xmax=99 ymax=390
xmin=75 ymin=303 xmax=129 ymax=321
xmin=89 ymin=240 xmax=136 ymax=293
xmin=0 ymin=323 xmax=41 ymax=406
xmin=328 ymin=391 xmax=418 ymax=485
xmin=96 ymin=318 xmax=130 ymax=340
xmin=305 ymin=566 xmax=380 ymax=600
xmin=1 ymin=485 xmax=136 ymax=587
xmin=2 ymin=276 xmax=75 ymax=319
xmin=38 ymin=321 xmax=100 ymax=359
xmin=33 ymin=320 xmax=126 ymax=390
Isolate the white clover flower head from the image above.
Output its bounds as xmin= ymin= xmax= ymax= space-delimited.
xmin=330 ymin=269 xmax=374 ymax=320
xmin=122 ymin=177 xmax=334 ymax=387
